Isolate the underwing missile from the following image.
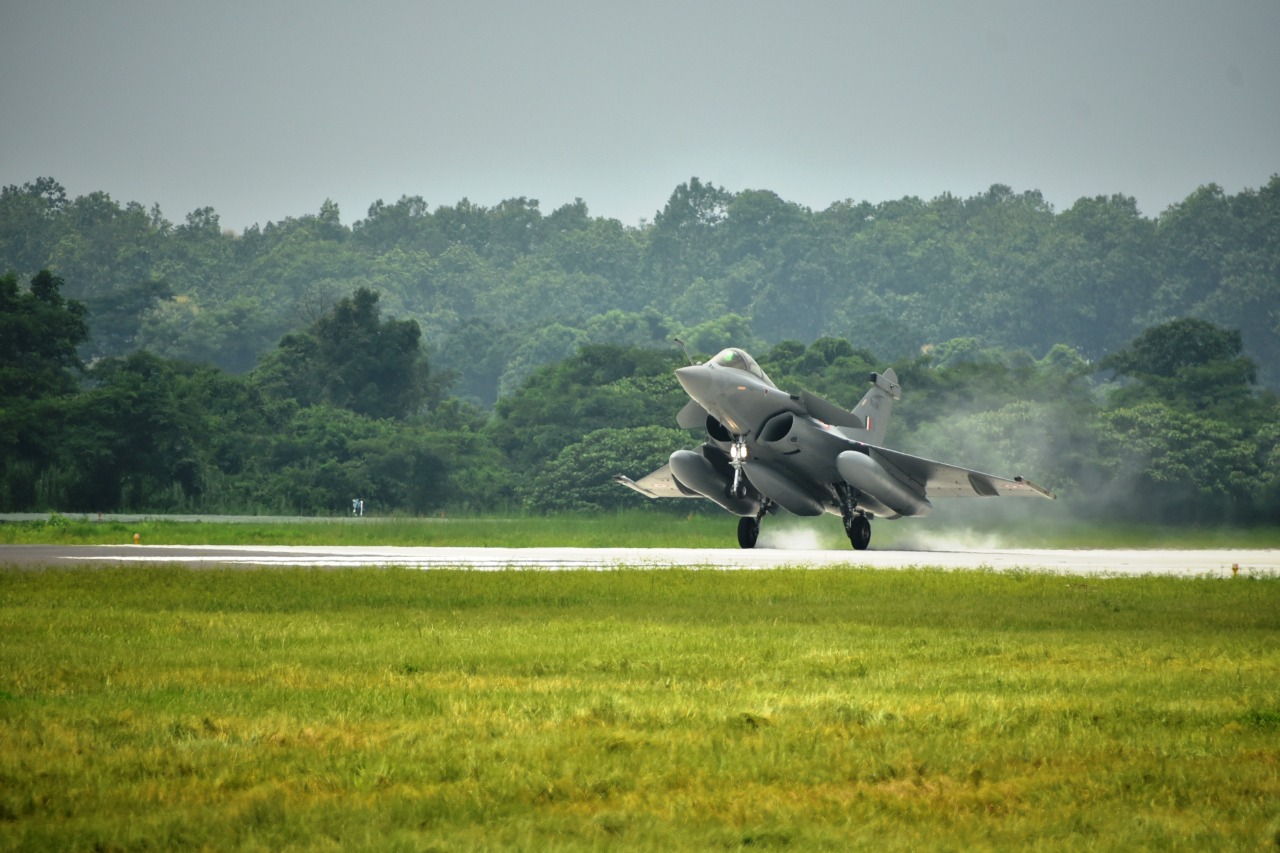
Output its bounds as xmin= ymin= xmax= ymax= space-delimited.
xmin=668 ymin=449 xmax=761 ymax=516
xmin=836 ymin=450 xmax=932 ymax=518
xmin=742 ymin=462 xmax=825 ymax=516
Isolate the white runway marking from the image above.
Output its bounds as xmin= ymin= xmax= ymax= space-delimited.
xmin=8 ymin=545 xmax=1275 ymax=576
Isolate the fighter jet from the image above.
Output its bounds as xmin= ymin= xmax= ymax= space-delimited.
xmin=616 ymin=347 xmax=1054 ymax=549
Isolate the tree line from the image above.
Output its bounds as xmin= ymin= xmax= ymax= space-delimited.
xmin=2 ymin=270 xmax=1277 ymax=523
xmin=2 ymin=175 xmax=1278 ymax=403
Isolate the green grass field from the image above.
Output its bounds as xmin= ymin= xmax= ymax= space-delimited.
xmin=1 ymin=566 xmax=1277 ymax=850
xmin=0 ymin=513 xmax=737 ymax=549
xmin=4 ymin=510 xmax=1280 ymax=549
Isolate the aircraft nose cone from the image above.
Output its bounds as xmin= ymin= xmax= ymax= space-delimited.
xmin=676 ymin=365 xmax=715 ymax=401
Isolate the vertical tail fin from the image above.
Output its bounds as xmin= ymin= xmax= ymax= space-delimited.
xmin=851 ymin=369 xmax=900 ymax=446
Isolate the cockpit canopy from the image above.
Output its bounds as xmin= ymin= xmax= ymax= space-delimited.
xmin=710 ymin=348 xmax=773 ymax=385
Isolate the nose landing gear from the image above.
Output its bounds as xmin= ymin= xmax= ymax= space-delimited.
xmin=728 ymin=436 xmax=748 ymax=498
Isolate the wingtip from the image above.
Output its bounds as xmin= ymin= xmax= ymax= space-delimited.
xmin=1015 ymin=476 xmax=1057 ymax=500
xmin=614 ymin=474 xmax=659 ymax=499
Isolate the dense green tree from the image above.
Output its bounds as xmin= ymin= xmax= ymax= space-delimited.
xmin=494 ymin=323 xmax=590 ymax=400
xmin=1167 ymin=176 xmax=1280 ymax=388
xmin=312 ymin=293 xmax=431 ymax=418
xmin=719 ymin=189 xmax=808 ymax=265
xmin=647 ymin=177 xmax=731 ymax=286
xmin=487 ymin=197 xmax=545 ymax=263
xmin=1084 ymin=319 xmax=1278 ymax=522
xmin=0 ymin=270 xmax=89 ymax=399
xmin=429 ymin=199 xmax=493 ymax=257
xmin=669 ymin=274 xmax=731 ymax=327
xmin=679 ymin=313 xmax=759 ymax=357
xmin=527 ymin=426 xmax=692 ymax=512
xmin=942 ymin=186 xmax=1055 ymax=350
xmin=256 ymin=287 xmax=432 ymax=419
xmin=1096 ymin=402 xmax=1258 ymax=522
xmin=249 ymin=406 xmax=441 ymax=514
xmin=489 ymin=345 xmax=687 ymax=472
xmin=1154 ymin=184 xmax=1235 ymax=313
xmin=57 ymin=352 xmax=210 ymax=510
xmin=417 ymin=243 xmax=493 ymax=318
xmin=582 ymin=309 xmax=671 ymax=349
xmin=545 ymin=198 xmax=592 ymax=234
xmin=233 ymin=403 xmax=511 ymax=514
xmin=0 ymin=178 xmax=69 ymax=279
xmin=430 ymin=317 xmax=520 ymax=406
xmin=1103 ymin=317 xmax=1245 ymax=379
xmin=0 ymin=270 xmax=90 ymax=508
xmin=48 ymin=193 xmax=157 ymax=301
xmin=352 ymin=195 xmax=432 ymax=253
xmin=1256 ymin=420 xmax=1280 ymax=518
xmin=138 ymin=292 xmax=279 ymax=373
xmin=81 ymin=278 xmax=173 ymax=360
xmin=1100 ymin=318 xmax=1261 ymax=418
xmin=152 ymin=207 xmax=237 ymax=303
xmin=1039 ymin=194 xmax=1158 ymax=357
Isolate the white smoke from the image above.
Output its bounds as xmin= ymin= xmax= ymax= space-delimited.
xmin=888 ymin=527 xmax=1011 ymax=552
xmin=756 ymin=521 xmax=831 ymax=550
xmin=751 ymin=516 xmax=1015 ymax=552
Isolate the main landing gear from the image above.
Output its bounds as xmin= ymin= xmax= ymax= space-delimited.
xmin=737 ymin=501 xmax=772 ymax=549
xmin=739 ymin=508 xmax=870 ymax=550
xmin=845 ymin=513 xmax=871 ymax=550
xmin=837 ymin=483 xmax=872 ymax=550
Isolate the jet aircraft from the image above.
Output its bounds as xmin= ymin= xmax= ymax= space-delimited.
xmin=616 ymin=347 xmax=1054 ymax=549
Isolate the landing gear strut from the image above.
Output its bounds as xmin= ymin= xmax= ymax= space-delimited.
xmin=836 ymin=483 xmax=872 ymax=550
xmin=728 ymin=436 xmax=748 ymax=498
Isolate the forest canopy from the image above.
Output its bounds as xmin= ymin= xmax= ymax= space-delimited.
xmin=1 ymin=176 xmax=1277 ymax=522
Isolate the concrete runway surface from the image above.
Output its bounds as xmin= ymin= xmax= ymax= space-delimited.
xmin=2 ymin=545 xmax=1277 ymax=576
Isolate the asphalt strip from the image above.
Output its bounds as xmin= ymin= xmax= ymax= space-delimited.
xmin=2 ymin=545 xmax=1277 ymax=576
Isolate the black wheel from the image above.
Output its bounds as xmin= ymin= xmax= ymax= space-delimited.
xmin=847 ymin=515 xmax=871 ymax=550
xmin=737 ymin=516 xmax=760 ymax=549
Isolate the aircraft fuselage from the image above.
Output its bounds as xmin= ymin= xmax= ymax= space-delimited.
xmin=673 ymin=355 xmax=898 ymax=518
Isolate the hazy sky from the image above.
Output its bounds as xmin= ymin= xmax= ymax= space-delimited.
xmin=4 ymin=1 xmax=1278 ymax=232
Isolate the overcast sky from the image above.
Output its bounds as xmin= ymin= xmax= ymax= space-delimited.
xmin=4 ymin=1 xmax=1278 ymax=232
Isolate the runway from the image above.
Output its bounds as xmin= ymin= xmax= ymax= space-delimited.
xmin=2 ymin=544 xmax=1277 ymax=576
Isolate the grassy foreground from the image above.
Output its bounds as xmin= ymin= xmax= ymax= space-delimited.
xmin=1 ymin=567 xmax=1277 ymax=851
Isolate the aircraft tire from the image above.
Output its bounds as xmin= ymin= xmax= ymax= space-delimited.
xmin=737 ymin=516 xmax=759 ymax=549
xmin=848 ymin=515 xmax=871 ymax=550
